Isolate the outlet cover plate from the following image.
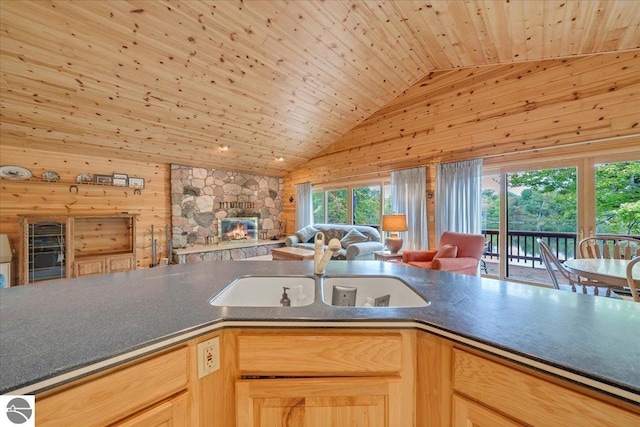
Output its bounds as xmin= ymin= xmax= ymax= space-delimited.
xmin=197 ymin=336 xmax=220 ymax=378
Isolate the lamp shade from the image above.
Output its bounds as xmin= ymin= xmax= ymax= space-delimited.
xmin=382 ymin=214 xmax=408 ymax=232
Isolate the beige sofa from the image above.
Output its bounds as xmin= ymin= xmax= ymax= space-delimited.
xmin=285 ymin=224 xmax=384 ymax=260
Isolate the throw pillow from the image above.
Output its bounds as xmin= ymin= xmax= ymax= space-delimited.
xmin=295 ymin=225 xmax=319 ymax=243
xmin=340 ymin=228 xmax=369 ymax=249
xmin=433 ymin=244 xmax=458 ymax=259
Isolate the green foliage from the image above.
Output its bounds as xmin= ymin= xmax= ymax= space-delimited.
xmin=482 ymin=189 xmax=499 ymax=229
xmin=326 ymin=189 xmax=348 ymax=224
xmin=312 ymin=192 xmax=325 ymax=223
xmin=483 ymin=162 xmax=640 ymax=234
xmin=595 ymin=162 xmax=640 ymax=234
xmin=353 ymin=186 xmax=381 ymax=225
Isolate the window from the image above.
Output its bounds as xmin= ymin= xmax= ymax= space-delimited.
xmin=312 ymin=180 xmax=390 ymax=227
xmin=327 ymin=189 xmax=348 ymax=223
xmin=353 ymin=185 xmax=381 ymax=225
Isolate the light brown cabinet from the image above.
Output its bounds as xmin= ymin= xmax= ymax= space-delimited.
xmin=36 ymin=346 xmax=188 ymax=426
xmin=452 ymin=348 xmax=640 ymax=426
xmin=73 ymin=253 xmax=135 ymax=277
xmin=19 ymin=214 xmax=137 ymax=284
xmin=237 ymin=377 xmax=399 ymax=426
xmin=234 ymin=330 xmax=415 ymax=427
xmin=34 ymin=328 xmax=640 ymax=426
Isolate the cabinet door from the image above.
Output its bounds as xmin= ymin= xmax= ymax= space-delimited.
xmin=106 ymin=254 xmax=134 ymax=273
xmin=236 ymin=377 xmax=401 ymax=427
xmin=116 ymin=392 xmax=189 ymax=427
xmin=74 ymin=258 xmax=105 ymax=277
xmin=452 ymin=395 xmax=523 ymax=427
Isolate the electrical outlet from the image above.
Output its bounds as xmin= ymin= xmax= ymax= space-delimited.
xmin=197 ymin=336 xmax=220 ymax=378
xmin=332 ymin=285 xmax=357 ymax=306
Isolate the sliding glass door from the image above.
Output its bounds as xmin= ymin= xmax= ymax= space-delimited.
xmin=504 ymin=166 xmax=578 ymax=283
xmin=482 ymin=154 xmax=639 ymax=285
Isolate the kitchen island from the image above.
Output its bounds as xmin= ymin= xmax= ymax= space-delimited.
xmin=1 ymin=260 xmax=639 ymax=425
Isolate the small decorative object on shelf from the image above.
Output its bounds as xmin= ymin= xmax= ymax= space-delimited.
xmin=77 ymin=173 xmax=92 ymax=183
xmin=0 ymin=165 xmax=33 ymax=180
xmin=112 ymin=173 xmax=128 ymax=187
xmin=42 ymin=171 xmax=60 ymax=182
xmin=94 ymin=174 xmax=113 ymax=185
xmin=128 ymin=177 xmax=145 ymax=189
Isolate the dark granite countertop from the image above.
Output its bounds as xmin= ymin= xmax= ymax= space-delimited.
xmin=1 ymin=260 xmax=639 ymax=403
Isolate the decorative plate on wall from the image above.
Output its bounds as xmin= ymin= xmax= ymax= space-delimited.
xmin=0 ymin=165 xmax=33 ymax=180
xmin=42 ymin=171 xmax=60 ymax=182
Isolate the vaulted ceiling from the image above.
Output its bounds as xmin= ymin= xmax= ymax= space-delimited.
xmin=1 ymin=1 xmax=639 ymax=177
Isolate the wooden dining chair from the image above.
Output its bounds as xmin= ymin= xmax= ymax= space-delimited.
xmin=538 ymin=239 xmax=585 ymax=293
xmin=627 ymin=257 xmax=640 ymax=303
xmin=578 ymin=235 xmax=640 ymax=259
xmin=537 ymin=239 xmax=614 ymax=297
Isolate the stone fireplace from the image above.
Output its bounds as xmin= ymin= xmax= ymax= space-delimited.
xmin=171 ymin=165 xmax=284 ymax=249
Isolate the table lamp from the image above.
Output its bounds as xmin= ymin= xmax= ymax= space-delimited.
xmin=382 ymin=214 xmax=408 ymax=254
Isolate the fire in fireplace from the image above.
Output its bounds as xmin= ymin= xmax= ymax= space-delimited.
xmin=218 ymin=217 xmax=258 ymax=243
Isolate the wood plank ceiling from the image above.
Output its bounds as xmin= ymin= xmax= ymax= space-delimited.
xmin=1 ymin=0 xmax=639 ymax=177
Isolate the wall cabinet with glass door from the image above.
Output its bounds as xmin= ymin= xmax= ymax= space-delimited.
xmin=19 ymin=214 xmax=137 ymax=284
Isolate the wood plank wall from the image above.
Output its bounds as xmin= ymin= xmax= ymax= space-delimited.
xmin=0 ymin=146 xmax=170 ymax=282
xmin=283 ymin=50 xmax=640 ymax=244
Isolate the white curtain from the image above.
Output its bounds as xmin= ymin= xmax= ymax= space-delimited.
xmin=435 ymin=158 xmax=483 ymax=239
xmin=295 ymin=182 xmax=313 ymax=230
xmin=391 ymin=166 xmax=428 ymax=250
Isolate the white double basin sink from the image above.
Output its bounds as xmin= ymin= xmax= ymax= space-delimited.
xmin=209 ymin=275 xmax=429 ymax=308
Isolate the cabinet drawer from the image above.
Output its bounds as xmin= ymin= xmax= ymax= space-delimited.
xmin=37 ymin=346 xmax=188 ymax=427
xmin=238 ymin=332 xmax=402 ymax=375
xmin=453 ymin=348 xmax=640 ymax=426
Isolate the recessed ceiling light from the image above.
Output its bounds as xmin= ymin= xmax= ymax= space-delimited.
xmin=220 ymin=145 xmax=229 ymax=151
xmin=276 ymin=156 xmax=285 ymax=161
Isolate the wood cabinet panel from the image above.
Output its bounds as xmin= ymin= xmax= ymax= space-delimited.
xmin=36 ymin=347 xmax=188 ymax=427
xmin=73 ymin=258 xmax=105 ymax=277
xmin=236 ymin=377 xmax=400 ymax=427
xmin=116 ymin=392 xmax=189 ymax=427
xmin=237 ymin=332 xmax=402 ymax=375
xmin=452 ymin=395 xmax=523 ymax=427
xmin=73 ymin=216 xmax=134 ymax=256
xmin=106 ymin=254 xmax=134 ymax=273
xmin=452 ymin=348 xmax=640 ymax=426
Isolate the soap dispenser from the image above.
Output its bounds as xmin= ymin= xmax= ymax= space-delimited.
xmin=280 ymin=287 xmax=291 ymax=307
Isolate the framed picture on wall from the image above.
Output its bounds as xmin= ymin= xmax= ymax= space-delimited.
xmin=112 ymin=173 xmax=128 ymax=186
xmin=94 ymin=174 xmax=112 ymax=185
xmin=128 ymin=177 xmax=145 ymax=189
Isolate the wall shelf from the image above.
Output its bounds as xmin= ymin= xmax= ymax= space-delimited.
xmin=1 ymin=178 xmax=143 ymax=194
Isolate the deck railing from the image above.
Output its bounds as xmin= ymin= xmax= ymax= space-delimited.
xmin=482 ymin=230 xmax=640 ymax=269
xmin=482 ymin=230 xmax=578 ymax=268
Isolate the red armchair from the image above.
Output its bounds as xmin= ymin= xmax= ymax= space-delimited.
xmin=401 ymin=231 xmax=486 ymax=276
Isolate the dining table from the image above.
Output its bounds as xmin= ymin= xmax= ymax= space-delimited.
xmin=564 ymin=258 xmax=639 ymax=289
